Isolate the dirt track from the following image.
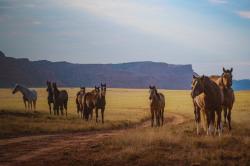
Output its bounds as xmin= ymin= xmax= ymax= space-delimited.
xmin=0 ymin=113 xmax=186 ymax=166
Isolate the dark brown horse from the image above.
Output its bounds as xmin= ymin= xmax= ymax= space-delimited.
xmin=94 ymin=83 xmax=107 ymax=123
xmin=210 ymin=68 xmax=235 ymax=130
xmin=52 ymin=83 xmax=68 ymax=116
xmin=46 ymin=81 xmax=54 ymax=115
xmin=83 ymin=86 xmax=100 ymax=120
xmin=149 ymin=86 xmax=165 ymax=127
xmin=191 ymin=75 xmax=223 ymax=135
xmin=76 ymin=87 xmax=86 ymax=118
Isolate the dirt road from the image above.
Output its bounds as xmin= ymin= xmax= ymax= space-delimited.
xmin=0 ymin=112 xmax=187 ymax=166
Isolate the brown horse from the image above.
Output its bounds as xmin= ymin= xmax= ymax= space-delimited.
xmin=76 ymin=87 xmax=86 ymax=118
xmin=83 ymin=86 xmax=100 ymax=120
xmin=149 ymin=86 xmax=165 ymax=127
xmin=94 ymin=83 xmax=106 ymax=123
xmin=46 ymin=81 xmax=54 ymax=115
xmin=52 ymin=83 xmax=68 ymax=116
xmin=191 ymin=75 xmax=223 ymax=135
xmin=210 ymin=67 xmax=235 ymax=130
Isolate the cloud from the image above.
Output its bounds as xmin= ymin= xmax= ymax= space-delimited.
xmin=57 ymin=0 xmax=250 ymax=57
xmin=209 ymin=0 xmax=228 ymax=4
xmin=32 ymin=21 xmax=41 ymax=25
xmin=237 ymin=11 xmax=250 ymax=19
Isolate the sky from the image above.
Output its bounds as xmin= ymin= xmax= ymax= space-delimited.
xmin=0 ymin=0 xmax=250 ymax=79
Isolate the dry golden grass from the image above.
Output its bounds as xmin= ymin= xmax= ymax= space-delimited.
xmin=0 ymin=88 xmax=149 ymax=138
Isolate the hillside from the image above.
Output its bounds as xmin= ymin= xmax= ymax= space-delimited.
xmin=0 ymin=51 xmax=194 ymax=89
xmin=1 ymin=51 xmax=249 ymax=90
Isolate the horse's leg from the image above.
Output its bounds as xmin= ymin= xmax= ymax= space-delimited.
xmin=216 ymin=108 xmax=222 ymax=136
xmin=27 ymin=102 xmax=30 ymax=111
xmin=209 ymin=111 xmax=215 ymax=136
xmin=223 ymin=106 xmax=227 ymax=125
xmin=56 ymin=105 xmax=59 ymax=116
xmin=30 ymin=102 xmax=32 ymax=111
xmin=156 ymin=110 xmax=160 ymax=127
xmin=205 ymin=111 xmax=210 ymax=135
xmin=196 ymin=107 xmax=201 ymax=135
xmin=60 ymin=104 xmax=64 ymax=116
xmin=64 ymin=101 xmax=67 ymax=117
xmin=90 ymin=108 xmax=93 ymax=120
xmin=49 ymin=102 xmax=52 ymax=115
xmin=33 ymin=100 xmax=36 ymax=112
xmin=201 ymin=109 xmax=206 ymax=133
xmin=95 ymin=108 xmax=98 ymax=123
xmin=161 ymin=107 xmax=164 ymax=126
xmin=227 ymin=107 xmax=232 ymax=131
xmin=101 ymin=108 xmax=105 ymax=124
xmin=23 ymin=99 xmax=27 ymax=111
xmin=151 ymin=108 xmax=154 ymax=127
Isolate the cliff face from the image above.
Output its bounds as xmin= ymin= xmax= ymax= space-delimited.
xmin=0 ymin=51 xmax=194 ymax=89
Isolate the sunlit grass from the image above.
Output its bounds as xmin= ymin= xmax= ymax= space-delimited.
xmin=0 ymin=88 xmax=249 ymax=139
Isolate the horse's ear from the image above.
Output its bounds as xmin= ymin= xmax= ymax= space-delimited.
xmin=223 ymin=67 xmax=226 ymax=73
xmin=201 ymin=75 xmax=205 ymax=81
xmin=230 ymin=68 xmax=233 ymax=73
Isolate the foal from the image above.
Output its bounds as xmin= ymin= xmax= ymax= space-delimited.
xmin=149 ymin=86 xmax=165 ymax=127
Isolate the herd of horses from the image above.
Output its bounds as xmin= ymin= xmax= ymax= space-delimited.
xmin=12 ymin=67 xmax=234 ymax=135
xmin=191 ymin=67 xmax=234 ymax=135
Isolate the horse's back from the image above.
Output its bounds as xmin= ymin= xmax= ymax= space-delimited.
xmin=60 ymin=90 xmax=68 ymax=101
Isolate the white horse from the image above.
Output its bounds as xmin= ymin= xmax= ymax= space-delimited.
xmin=12 ymin=84 xmax=37 ymax=111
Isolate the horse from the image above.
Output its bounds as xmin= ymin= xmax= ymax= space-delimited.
xmin=76 ymin=87 xmax=86 ymax=118
xmin=83 ymin=86 xmax=100 ymax=121
xmin=52 ymin=83 xmax=68 ymax=116
xmin=191 ymin=78 xmax=209 ymax=135
xmin=191 ymin=75 xmax=223 ymax=136
xmin=46 ymin=81 xmax=54 ymax=115
xmin=12 ymin=84 xmax=37 ymax=111
xmin=210 ymin=67 xmax=235 ymax=130
xmin=149 ymin=86 xmax=165 ymax=127
xmin=94 ymin=83 xmax=107 ymax=123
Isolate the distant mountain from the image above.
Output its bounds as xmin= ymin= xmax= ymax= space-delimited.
xmin=0 ymin=51 xmax=194 ymax=89
xmin=0 ymin=51 xmax=249 ymax=90
xmin=233 ymin=80 xmax=250 ymax=91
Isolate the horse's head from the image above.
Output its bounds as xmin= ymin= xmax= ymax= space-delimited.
xmin=149 ymin=86 xmax=157 ymax=100
xmin=93 ymin=86 xmax=100 ymax=96
xmin=101 ymin=83 xmax=106 ymax=97
xmin=191 ymin=75 xmax=205 ymax=98
xmin=222 ymin=67 xmax=233 ymax=89
xmin=12 ymin=84 xmax=20 ymax=94
xmin=80 ymin=86 xmax=86 ymax=93
xmin=52 ymin=82 xmax=59 ymax=94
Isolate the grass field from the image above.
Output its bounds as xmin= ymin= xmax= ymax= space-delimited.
xmin=0 ymin=88 xmax=150 ymax=138
xmin=0 ymin=88 xmax=249 ymax=138
xmin=1 ymin=88 xmax=250 ymax=165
